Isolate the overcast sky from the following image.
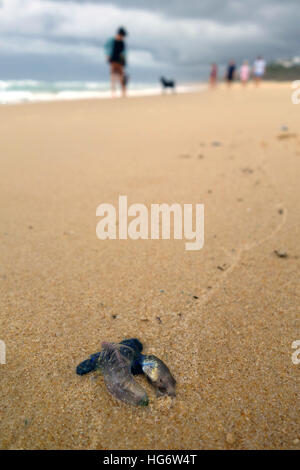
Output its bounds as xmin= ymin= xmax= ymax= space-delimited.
xmin=0 ymin=0 xmax=298 ymax=81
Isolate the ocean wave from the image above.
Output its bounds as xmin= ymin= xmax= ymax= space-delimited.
xmin=0 ymin=80 xmax=205 ymax=104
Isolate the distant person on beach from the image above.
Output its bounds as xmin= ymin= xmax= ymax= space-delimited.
xmin=104 ymin=27 xmax=128 ymax=97
xmin=225 ymin=60 xmax=236 ymax=87
xmin=252 ymin=56 xmax=266 ymax=86
xmin=209 ymin=63 xmax=218 ymax=88
xmin=240 ymin=60 xmax=250 ymax=86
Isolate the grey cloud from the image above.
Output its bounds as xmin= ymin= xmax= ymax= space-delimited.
xmin=47 ymin=0 xmax=299 ymax=23
xmin=1 ymin=0 xmax=299 ymax=81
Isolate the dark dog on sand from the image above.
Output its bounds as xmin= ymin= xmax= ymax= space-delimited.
xmin=160 ymin=76 xmax=176 ymax=92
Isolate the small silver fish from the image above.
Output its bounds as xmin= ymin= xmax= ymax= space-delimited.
xmin=140 ymin=354 xmax=176 ymax=397
xmin=97 ymin=342 xmax=149 ymax=407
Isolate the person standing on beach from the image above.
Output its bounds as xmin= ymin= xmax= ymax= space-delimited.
xmin=225 ymin=60 xmax=236 ymax=87
xmin=252 ymin=56 xmax=266 ymax=86
xmin=240 ymin=60 xmax=250 ymax=86
xmin=209 ymin=63 xmax=218 ymax=88
xmin=104 ymin=27 xmax=128 ymax=97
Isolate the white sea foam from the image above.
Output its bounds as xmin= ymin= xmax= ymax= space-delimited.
xmin=0 ymin=80 xmax=205 ymax=104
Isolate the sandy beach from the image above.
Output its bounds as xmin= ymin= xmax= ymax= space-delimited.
xmin=0 ymin=82 xmax=299 ymax=449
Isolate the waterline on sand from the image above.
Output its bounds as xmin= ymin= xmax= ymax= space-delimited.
xmin=0 ymin=80 xmax=206 ymax=105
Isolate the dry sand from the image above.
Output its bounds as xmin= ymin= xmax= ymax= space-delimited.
xmin=0 ymin=82 xmax=299 ymax=449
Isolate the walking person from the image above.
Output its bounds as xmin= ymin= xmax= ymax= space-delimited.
xmin=240 ymin=60 xmax=250 ymax=87
xmin=225 ymin=60 xmax=236 ymax=87
xmin=252 ymin=56 xmax=266 ymax=86
xmin=104 ymin=27 xmax=128 ymax=97
xmin=209 ymin=63 xmax=218 ymax=88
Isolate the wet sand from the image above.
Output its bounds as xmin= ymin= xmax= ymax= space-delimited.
xmin=0 ymin=82 xmax=299 ymax=449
